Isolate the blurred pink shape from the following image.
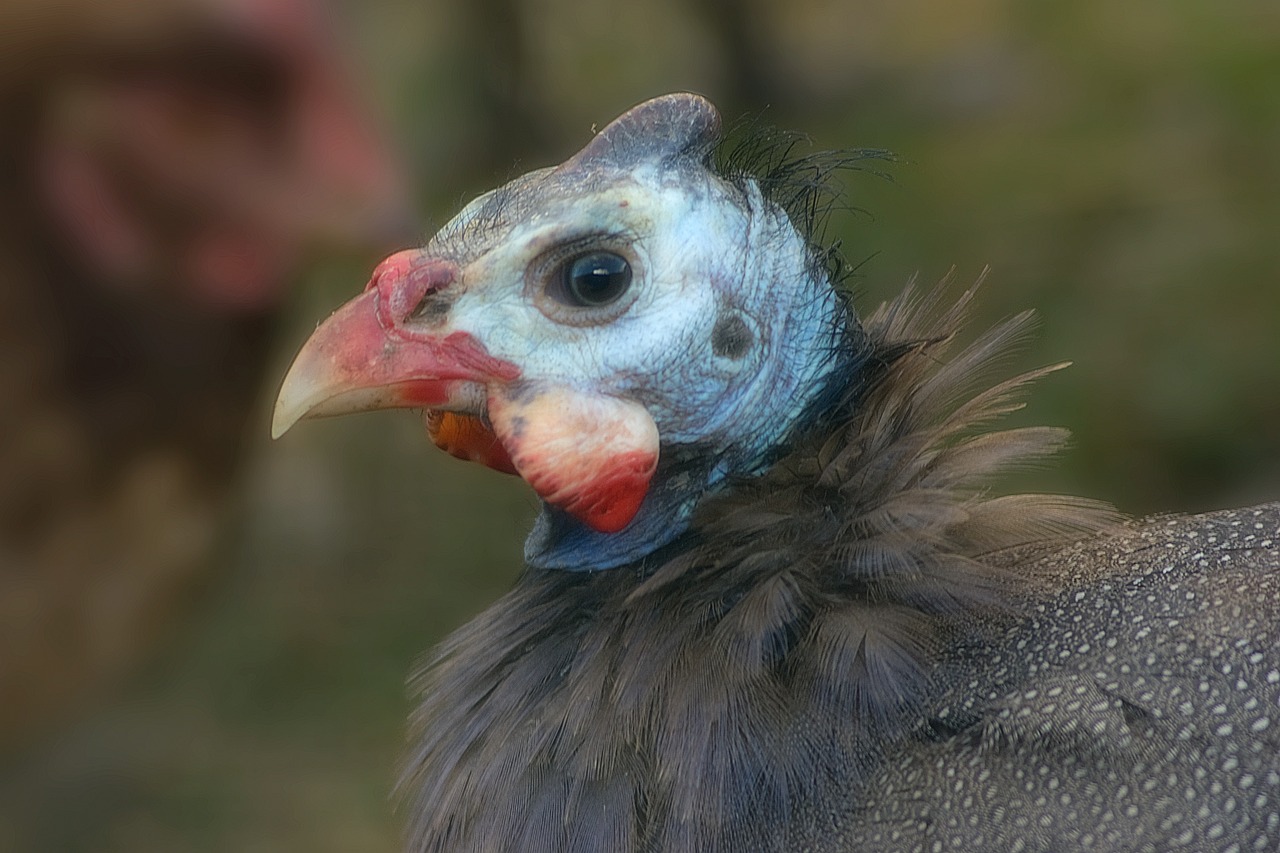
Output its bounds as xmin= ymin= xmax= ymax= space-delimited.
xmin=28 ymin=0 xmax=413 ymax=312
xmin=0 ymin=0 xmax=413 ymax=748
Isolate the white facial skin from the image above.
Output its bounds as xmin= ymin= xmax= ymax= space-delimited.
xmin=423 ymin=158 xmax=843 ymax=470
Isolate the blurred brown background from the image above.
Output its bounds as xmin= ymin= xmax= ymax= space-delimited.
xmin=1 ymin=0 xmax=1277 ymax=850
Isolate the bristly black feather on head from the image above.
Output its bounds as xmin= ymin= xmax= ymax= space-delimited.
xmin=712 ymin=116 xmax=895 ymax=288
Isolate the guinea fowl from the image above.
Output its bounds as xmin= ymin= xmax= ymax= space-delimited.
xmin=273 ymin=94 xmax=1280 ymax=852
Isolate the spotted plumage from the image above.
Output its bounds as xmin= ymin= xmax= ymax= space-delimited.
xmin=823 ymin=503 xmax=1280 ymax=852
xmin=273 ymin=94 xmax=1280 ymax=852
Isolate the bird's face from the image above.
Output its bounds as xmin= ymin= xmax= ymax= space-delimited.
xmin=274 ymin=94 xmax=846 ymax=567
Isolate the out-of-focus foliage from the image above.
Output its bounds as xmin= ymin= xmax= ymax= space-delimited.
xmin=2 ymin=0 xmax=1276 ymax=850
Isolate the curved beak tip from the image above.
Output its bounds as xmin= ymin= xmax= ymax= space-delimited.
xmin=270 ymin=401 xmax=299 ymax=440
xmin=270 ymin=361 xmax=320 ymax=439
xmin=266 ymin=264 xmax=522 ymax=442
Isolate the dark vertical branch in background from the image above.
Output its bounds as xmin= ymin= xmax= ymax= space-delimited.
xmin=457 ymin=0 xmax=557 ymax=176
xmin=689 ymin=0 xmax=785 ymax=117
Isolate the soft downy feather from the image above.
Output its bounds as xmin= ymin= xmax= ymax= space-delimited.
xmin=396 ymin=271 xmax=1120 ymax=852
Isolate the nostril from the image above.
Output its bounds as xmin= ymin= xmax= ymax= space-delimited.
xmin=366 ymin=250 xmax=460 ymax=325
xmin=408 ymin=289 xmax=456 ymax=324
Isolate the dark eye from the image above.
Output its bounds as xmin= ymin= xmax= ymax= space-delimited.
xmin=559 ymin=251 xmax=632 ymax=307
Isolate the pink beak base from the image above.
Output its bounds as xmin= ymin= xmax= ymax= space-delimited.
xmin=271 ymin=286 xmax=519 ymax=437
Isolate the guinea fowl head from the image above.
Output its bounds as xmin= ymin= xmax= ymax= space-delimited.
xmin=274 ymin=93 xmax=867 ymax=569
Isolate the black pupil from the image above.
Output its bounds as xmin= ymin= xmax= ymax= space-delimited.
xmin=564 ymin=252 xmax=631 ymax=306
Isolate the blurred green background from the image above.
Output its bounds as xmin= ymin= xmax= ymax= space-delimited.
xmin=4 ymin=0 xmax=1278 ymax=849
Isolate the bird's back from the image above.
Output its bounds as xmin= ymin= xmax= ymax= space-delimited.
xmin=816 ymin=502 xmax=1280 ymax=852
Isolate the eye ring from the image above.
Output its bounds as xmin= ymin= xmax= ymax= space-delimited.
xmin=529 ymin=242 xmax=641 ymax=326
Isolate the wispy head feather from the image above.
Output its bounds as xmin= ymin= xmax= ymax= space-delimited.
xmin=713 ymin=118 xmax=895 ymax=286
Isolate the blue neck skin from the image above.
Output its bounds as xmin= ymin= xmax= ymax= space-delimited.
xmin=523 ymin=451 xmax=714 ymax=572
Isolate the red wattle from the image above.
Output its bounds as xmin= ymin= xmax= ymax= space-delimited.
xmin=541 ymin=448 xmax=657 ymax=533
xmin=487 ymin=385 xmax=660 ymax=534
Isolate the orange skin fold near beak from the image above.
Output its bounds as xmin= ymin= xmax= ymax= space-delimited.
xmin=272 ymin=251 xmax=660 ymax=534
xmin=425 ymin=411 xmax=518 ymax=475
